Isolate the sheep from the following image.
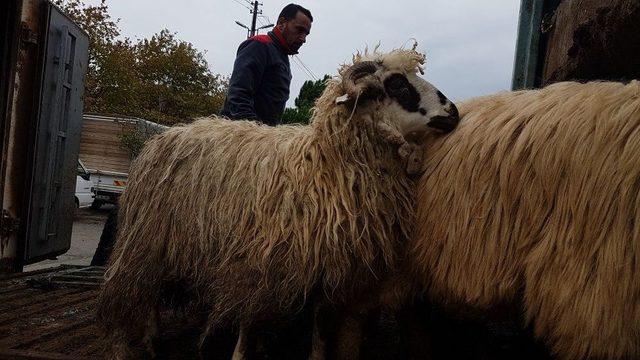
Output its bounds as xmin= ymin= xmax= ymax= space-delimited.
xmin=409 ymin=80 xmax=640 ymax=359
xmin=95 ymin=46 xmax=460 ymax=359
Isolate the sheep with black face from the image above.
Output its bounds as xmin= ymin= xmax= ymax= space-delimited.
xmin=96 ymin=46 xmax=459 ymax=359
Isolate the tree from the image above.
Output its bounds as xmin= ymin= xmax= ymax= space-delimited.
xmin=53 ymin=0 xmax=120 ymax=112
xmin=133 ymin=29 xmax=227 ymax=124
xmin=281 ymin=75 xmax=331 ymax=124
xmin=53 ymin=0 xmax=227 ymax=125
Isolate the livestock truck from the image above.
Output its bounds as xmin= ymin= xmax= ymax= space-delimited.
xmin=3 ymin=0 xmax=640 ymax=358
xmin=0 ymin=2 xmax=183 ymax=357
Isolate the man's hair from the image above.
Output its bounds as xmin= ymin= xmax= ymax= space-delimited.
xmin=278 ymin=4 xmax=313 ymax=23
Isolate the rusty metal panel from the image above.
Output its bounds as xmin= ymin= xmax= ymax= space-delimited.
xmin=541 ymin=0 xmax=640 ymax=85
xmin=511 ymin=0 xmax=562 ymax=90
xmin=0 ymin=0 xmax=41 ymax=273
xmin=23 ymin=5 xmax=88 ymax=263
xmin=0 ymin=0 xmax=22 ymax=272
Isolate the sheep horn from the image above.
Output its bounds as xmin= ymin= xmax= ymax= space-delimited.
xmin=337 ymin=61 xmax=383 ymax=105
xmin=345 ymin=61 xmax=379 ymax=81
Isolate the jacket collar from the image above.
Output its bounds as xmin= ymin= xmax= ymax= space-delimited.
xmin=269 ymin=27 xmax=297 ymax=55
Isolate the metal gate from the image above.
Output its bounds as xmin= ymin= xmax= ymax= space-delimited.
xmin=24 ymin=5 xmax=88 ymax=263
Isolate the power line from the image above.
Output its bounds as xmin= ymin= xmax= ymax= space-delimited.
xmin=259 ymin=15 xmax=272 ymax=24
xmin=256 ymin=16 xmax=267 ymax=31
xmin=232 ymin=0 xmax=252 ymax=11
xmin=292 ymin=59 xmax=313 ymax=80
xmin=292 ymin=56 xmax=317 ymax=81
xmin=292 ymin=56 xmax=311 ymax=78
xmin=293 ymin=56 xmax=315 ymax=80
xmin=291 ymin=56 xmax=312 ymax=79
xmin=293 ymin=55 xmax=317 ymax=80
xmin=253 ymin=6 xmax=274 ymax=35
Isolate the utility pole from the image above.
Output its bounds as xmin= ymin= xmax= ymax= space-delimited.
xmin=235 ymin=1 xmax=274 ymax=39
xmin=250 ymin=1 xmax=259 ymax=37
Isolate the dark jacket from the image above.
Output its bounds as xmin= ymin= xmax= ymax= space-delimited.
xmin=220 ymin=29 xmax=293 ymax=126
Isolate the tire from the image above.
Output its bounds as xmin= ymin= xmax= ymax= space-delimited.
xmin=90 ymin=200 xmax=103 ymax=210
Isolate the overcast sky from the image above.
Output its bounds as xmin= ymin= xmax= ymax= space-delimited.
xmin=87 ymin=0 xmax=522 ymax=106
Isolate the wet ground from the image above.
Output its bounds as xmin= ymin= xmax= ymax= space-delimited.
xmin=0 ymin=266 xmax=205 ymax=359
xmin=24 ymin=205 xmax=115 ymax=272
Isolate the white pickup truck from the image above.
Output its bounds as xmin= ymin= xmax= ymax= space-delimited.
xmin=75 ymin=160 xmax=94 ymax=208
xmin=89 ymin=169 xmax=128 ymax=209
xmin=78 ymin=114 xmax=167 ymax=209
xmin=76 ymin=159 xmax=126 ymax=209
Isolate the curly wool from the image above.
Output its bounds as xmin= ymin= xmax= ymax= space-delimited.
xmin=96 ymin=48 xmax=428 ymax=349
xmin=412 ymin=80 xmax=640 ymax=359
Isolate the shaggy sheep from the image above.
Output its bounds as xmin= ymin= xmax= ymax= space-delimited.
xmin=410 ymin=80 xmax=640 ymax=359
xmin=96 ymin=47 xmax=459 ymax=358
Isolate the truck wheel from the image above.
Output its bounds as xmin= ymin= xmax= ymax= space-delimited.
xmin=90 ymin=200 xmax=103 ymax=210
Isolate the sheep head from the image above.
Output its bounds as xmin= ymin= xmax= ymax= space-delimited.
xmin=336 ymin=47 xmax=460 ymax=173
xmin=337 ymin=48 xmax=459 ymax=137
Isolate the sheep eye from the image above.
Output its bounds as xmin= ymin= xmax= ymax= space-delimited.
xmin=384 ymin=73 xmax=421 ymax=112
xmin=387 ymin=77 xmax=405 ymax=90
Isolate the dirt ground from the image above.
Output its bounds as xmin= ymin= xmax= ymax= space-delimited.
xmin=24 ymin=205 xmax=116 ymax=271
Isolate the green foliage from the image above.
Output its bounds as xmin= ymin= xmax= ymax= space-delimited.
xmin=281 ymin=75 xmax=331 ymax=124
xmin=118 ymin=130 xmax=147 ymax=160
xmin=295 ymin=75 xmax=331 ymax=109
xmin=281 ymin=107 xmax=312 ymax=125
xmin=53 ymin=0 xmax=227 ymax=126
xmin=132 ymin=29 xmax=228 ymax=125
xmin=118 ymin=123 xmax=166 ymax=159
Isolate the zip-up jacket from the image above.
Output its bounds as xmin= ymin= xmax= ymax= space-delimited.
xmin=220 ymin=28 xmax=295 ymax=126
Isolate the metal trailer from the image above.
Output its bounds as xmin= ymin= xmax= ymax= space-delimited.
xmin=511 ymin=0 xmax=562 ymax=90
xmin=0 ymin=0 xmax=89 ymax=273
xmin=512 ymin=0 xmax=640 ymax=89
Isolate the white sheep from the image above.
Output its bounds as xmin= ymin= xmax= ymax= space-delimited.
xmin=95 ymin=46 xmax=459 ymax=359
xmin=410 ymin=80 xmax=640 ymax=359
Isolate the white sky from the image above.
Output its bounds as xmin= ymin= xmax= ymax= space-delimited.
xmin=87 ymin=0 xmax=522 ymax=106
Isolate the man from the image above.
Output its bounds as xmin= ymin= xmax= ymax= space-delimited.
xmin=220 ymin=3 xmax=312 ymax=125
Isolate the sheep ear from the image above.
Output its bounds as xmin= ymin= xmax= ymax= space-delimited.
xmin=335 ymin=94 xmax=350 ymax=105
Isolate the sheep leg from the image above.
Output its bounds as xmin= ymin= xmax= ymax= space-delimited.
xmin=308 ymin=303 xmax=327 ymax=360
xmin=329 ymin=275 xmax=415 ymax=360
xmin=333 ymin=312 xmax=365 ymax=360
xmin=97 ymin=266 xmax=163 ymax=359
xmin=141 ymin=306 xmax=160 ymax=358
xmin=199 ymin=309 xmax=238 ymax=360
xmin=231 ymin=327 xmax=247 ymax=360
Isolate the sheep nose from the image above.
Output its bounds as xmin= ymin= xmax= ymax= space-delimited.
xmin=448 ymin=103 xmax=459 ymax=119
xmin=427 ymin=104 xmax=460 ymax=133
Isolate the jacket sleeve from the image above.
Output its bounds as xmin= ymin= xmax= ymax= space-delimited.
xmin=223 ymin=40 xmax=269 ymax=120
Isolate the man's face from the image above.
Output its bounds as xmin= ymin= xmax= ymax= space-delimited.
xmin=279 ymin=11 xmax=312 ymax=52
